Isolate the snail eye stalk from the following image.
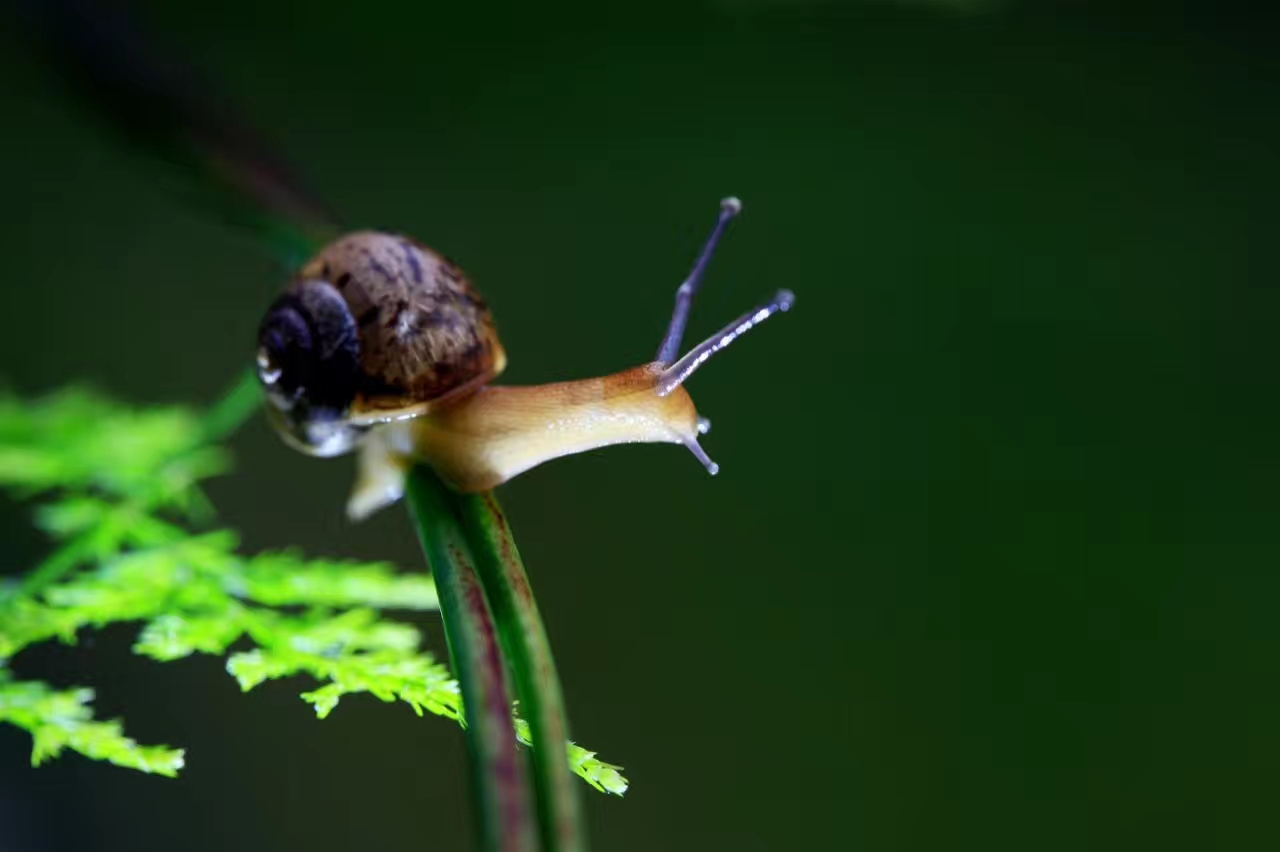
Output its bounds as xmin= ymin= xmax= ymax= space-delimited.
xmin=657 ymin=289 xmax=795 ymax=398
xmin=649 ymin=197 xmax=795 ymax=474
xmin=656 ymin=196 xmax=744 ymax=365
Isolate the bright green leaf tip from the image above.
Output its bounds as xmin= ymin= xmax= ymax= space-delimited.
xmin=0 ymin=672 xmax=184 ymax=777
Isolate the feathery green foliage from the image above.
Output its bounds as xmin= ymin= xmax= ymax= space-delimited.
xmin=0 ymin=668 xmax=184 ymax=775
xmin=0 ymin=387 xmax=626 ymax=794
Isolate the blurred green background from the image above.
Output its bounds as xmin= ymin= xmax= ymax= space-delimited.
xmin=2 ymin=1 xmax=1279 ymax=849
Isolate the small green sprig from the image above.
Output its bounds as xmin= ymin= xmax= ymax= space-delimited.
xmin=0 ymin=668 xmax=185 ymax=775
xmin=0 ymin=387 xmax=625 ymax=794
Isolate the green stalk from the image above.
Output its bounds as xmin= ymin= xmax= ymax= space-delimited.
xmin=453 ymin=491 xmax=586 ymax=852
xmin=11 ymin=535 xmax=94 ymax=601
xmin=405 ymin=468 xmax=537 ymax=852
xmin=202 ymin=368 xmax=262 ymax=441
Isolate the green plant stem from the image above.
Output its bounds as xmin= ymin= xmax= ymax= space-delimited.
xmin=10 ymin=536 xmax=88 ymax=602
xmin=405 ymin=468 xmax=536 ymax=852
xmin=455 ymin=491 xmax=586 ymax=852
xmin=202 ymin=368 xmax=261 ymax=440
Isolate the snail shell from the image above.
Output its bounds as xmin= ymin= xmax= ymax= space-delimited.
xmin=257 ymin=231 xmax=507 ymax=455
xmin=297 ymin=231 xmax=507 ymax=418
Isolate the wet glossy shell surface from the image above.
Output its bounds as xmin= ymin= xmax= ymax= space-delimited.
xmin=294 ymin=231 xmax=505 ymax=415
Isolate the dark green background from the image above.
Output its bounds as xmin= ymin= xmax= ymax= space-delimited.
xmin=2 ymin=1 xmax=1278 ymax=849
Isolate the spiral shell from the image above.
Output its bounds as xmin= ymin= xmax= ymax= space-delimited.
xmin=294 ymin=231 xmax=506 ymax=418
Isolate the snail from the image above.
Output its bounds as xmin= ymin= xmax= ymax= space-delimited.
xmin=256 ymin=197 xmax=794 ymax=519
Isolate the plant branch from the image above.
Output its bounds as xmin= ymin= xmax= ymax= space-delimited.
xmin=202 ymin=368 xmax=261 ymax=440
xmin=455 ymin=491 xmax=586 ymax=852
xmin=405 ymin=467 xmax=536 ymax=852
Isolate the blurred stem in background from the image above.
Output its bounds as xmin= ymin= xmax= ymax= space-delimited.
xmin=202 ymin=368 xmax=261 ymax=441
xmin=16 ymin=0 xmax=339 ymax=265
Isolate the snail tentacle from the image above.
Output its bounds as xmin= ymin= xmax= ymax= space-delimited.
xmin=657 ymin=288 xmax=795 ymax=398
xmin=656 ymin=196 xmax=743 ymax=365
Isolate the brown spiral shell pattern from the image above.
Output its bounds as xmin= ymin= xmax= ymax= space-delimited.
xmin=293 ymin=231 xmax=506 ymax=415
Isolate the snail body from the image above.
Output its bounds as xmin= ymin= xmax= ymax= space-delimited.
xmin=256 ymin=199 xmax=793 ymax=519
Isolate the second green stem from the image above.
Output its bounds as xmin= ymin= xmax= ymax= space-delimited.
xmin=455 ymin=491 xmax=586 ymax=852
